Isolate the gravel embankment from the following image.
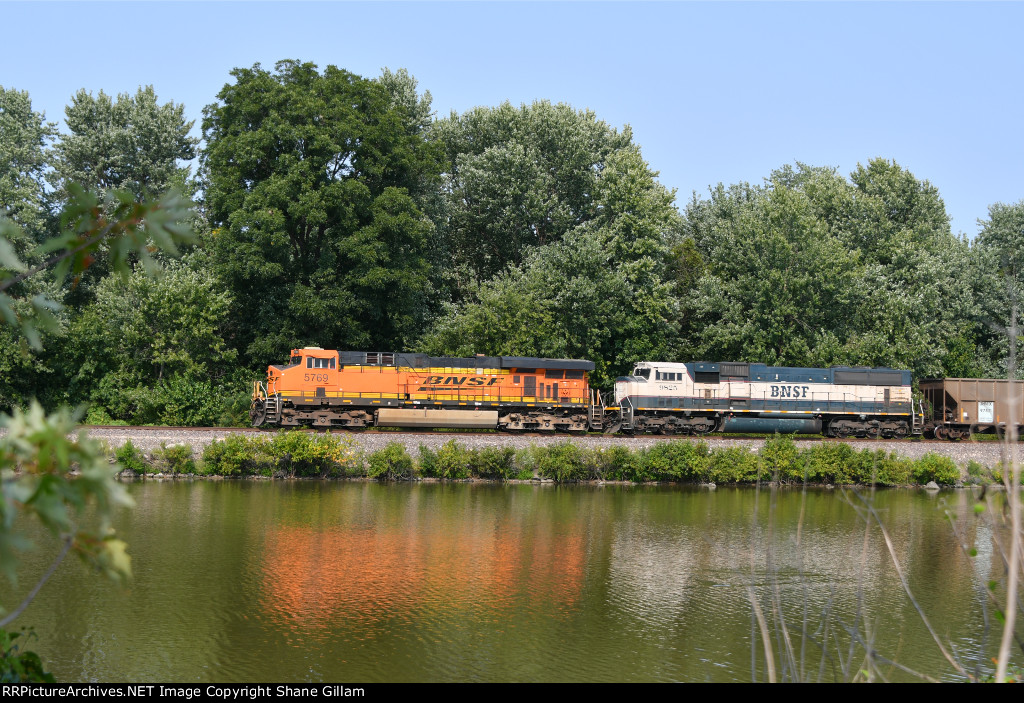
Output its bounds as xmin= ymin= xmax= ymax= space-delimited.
xmin=77 ymin=427 xmax=1012 ymax=469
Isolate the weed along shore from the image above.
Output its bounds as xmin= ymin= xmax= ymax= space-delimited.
xmin=102 ymin=431 xmax=1010 ymax=487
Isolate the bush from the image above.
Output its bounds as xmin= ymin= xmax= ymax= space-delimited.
xmin=0 ymin=629 xmax=54 ymax=683
xmin=268 ymin=432 xmax=361 ymax=478
xmin=156 ymin=375 xmax=224 ymax=427
xmin=367 ymin=442 xmax=415 ymax=480
xmin=84 ymin=405 xmax=128 ymax=426
xmin=151 ymin=443 xmax=195 ymax=475
xmin=965 ymin=460 xmax=996 ymax=486
xmin=761 ymin=434 xmax=799 ymax=481
xmin=534 ymin=442 xmax=593 ymax=482
xmin=597 ymin=445 xmax=634 ymax=481
xmin=663 ymin=440 xmax=712 ymax=481
xmin=913 ymin=453 xmax=961 ymax=486
xmin=512 ymin=448 xmax=538 ymax=480
xmin=201 ymin=434 xmax=272 ymax=476
xmin=470 ymin=446 xmax=517 ymax=480
xmin=798 ymin=443 xmax=858 ymax=484
xmin=853 ymin=449 xmax=914 ymax=486
xmin=706 ymin=446 xmax=760 ymax=483
xmin=114 ymin=440 xmax=147 ymax=475
xmin=420 ymin=440 xmax=471 ymax=479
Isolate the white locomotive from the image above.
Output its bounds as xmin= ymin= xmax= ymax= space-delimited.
xmin=608 ymin=361 xmax=920 ymax=438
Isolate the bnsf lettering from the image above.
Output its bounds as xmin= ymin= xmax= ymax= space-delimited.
xmin=417 ymin=376 xmax=501 ymax=391
xmin=770 ymin=385 xmax=811 ymax=398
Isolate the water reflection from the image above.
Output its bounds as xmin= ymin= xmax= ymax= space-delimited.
xmin=0 ymin=481 xmax=1014 ymax=682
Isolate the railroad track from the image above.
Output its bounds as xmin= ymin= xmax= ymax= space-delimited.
xmin=75 ymin=425 xmax=998 ymax=444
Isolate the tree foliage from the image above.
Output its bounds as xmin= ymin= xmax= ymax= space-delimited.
xmin=681 ymin=160 xmax=976 ymax=379
xmin=48 ymin=86 xmax=198 ymax=203
xmin=970 ymin=200 xmax=1024 ymax=376
xmin=67 ymin=255 xmax=238 ymax=425
xmin=0 ymin=87 xmax=55 ymax=243
xmin=433 ymin=100 xmax=634 ymax=291
xmin=202 ymin=61 xmax=440 ymax=364
xmin=422 ymin=145 xmax=686 ymax=387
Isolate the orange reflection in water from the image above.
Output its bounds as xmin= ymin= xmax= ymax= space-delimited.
xmin=259 ymin=522 xmax=586 ymax=628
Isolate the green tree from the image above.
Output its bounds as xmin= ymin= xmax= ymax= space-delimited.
xmin=971 ymin=200 xmax=1024 ymax=377
xmin=43 ymin=87 xmax=199 ymax=308
xmin=67 ymin=255 xmax=238 ymax=424
xmin=684 ymin=171 xmax=862 ymax=367
xmin=0 ymin=87 xmax=56 ymax=243
xmin=681 ymin=159 xmax=974 ymax=379
xmin=433 ymin=100 xmax=634 ymax=291
xmin=201 ymin=60 xmax=441 ymax=364
xmin=422 ymin=146 xmax=685 ymax=387
xmin=48 ymin=86 xmax=198 ymax=203
xmin=0 ymin=87 xmax=61 ymax=407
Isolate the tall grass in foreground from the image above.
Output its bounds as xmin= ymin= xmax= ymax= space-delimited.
xmin=744 ymin=352 xmax=1023 ymax=681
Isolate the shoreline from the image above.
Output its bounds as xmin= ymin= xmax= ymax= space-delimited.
xmin=78 ymin=426 xmax=1011 ymax=470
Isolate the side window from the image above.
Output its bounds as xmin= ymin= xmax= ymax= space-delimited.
xmin=513 ymin=376 xmax=520 ymax=384
xmin=307 ymin=357 xmax=314 ymax=369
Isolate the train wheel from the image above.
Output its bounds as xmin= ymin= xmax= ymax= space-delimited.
xmin=894 ymin=423 xmax=909 ymax=439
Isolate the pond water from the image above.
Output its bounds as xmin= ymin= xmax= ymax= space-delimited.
xmin=3 ymin=480 xmax=1015 ymax=682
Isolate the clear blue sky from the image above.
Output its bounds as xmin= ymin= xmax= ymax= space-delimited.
xmin=4 ymin=1 xmax=1022 ymax=236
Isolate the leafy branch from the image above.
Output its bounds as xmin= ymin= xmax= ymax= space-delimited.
xmin=0 ymin=186 xmax=193 ymax=656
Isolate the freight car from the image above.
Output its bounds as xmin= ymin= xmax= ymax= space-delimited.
xmin=250 ymin=348 xmax=598 ymax=432
xmin=919 ymin=377 xmax=1024 ymax=440
xmin=607 ymin=361 xmax=922 ymax=438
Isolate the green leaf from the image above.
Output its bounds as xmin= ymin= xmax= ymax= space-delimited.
xmin=0 ymin=234 xmax=26 ymax=273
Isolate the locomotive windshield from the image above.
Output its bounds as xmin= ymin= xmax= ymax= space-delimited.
xmin=633 ymin=368 xmax=651 ymax=379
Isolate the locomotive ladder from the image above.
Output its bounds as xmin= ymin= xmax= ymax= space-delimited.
xmin=265 ymin=393 xmax=281 ymax=425
xmin=587 ymin=389 xmax=606 ymax=430
xmin=912 ymin=399 xmax=925 ymax=436
xmin=620 ymin=396 xmax=634 ymax=431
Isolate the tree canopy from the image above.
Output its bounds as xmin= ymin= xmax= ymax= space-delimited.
xmin=680 ymin=159 xmax=977 ymax=380
xmin=48 ymin=86 xmax=197 ymax=203
xmin=432 ymin=100 xmax=634 ymax=292
xmin=202 ymin=60 xmax=441 ymax=364
xmin=0 ymin=86 xmax=55 ymax=243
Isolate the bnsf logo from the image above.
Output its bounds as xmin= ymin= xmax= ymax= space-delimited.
xmin=417 ymin=375 xmax=501 ymax=391
xmin=770 ymin=385 xmax=810 ymax=398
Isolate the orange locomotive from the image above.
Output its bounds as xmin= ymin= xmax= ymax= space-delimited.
xmin=250 ymin=348 xmax=599 ymax=432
